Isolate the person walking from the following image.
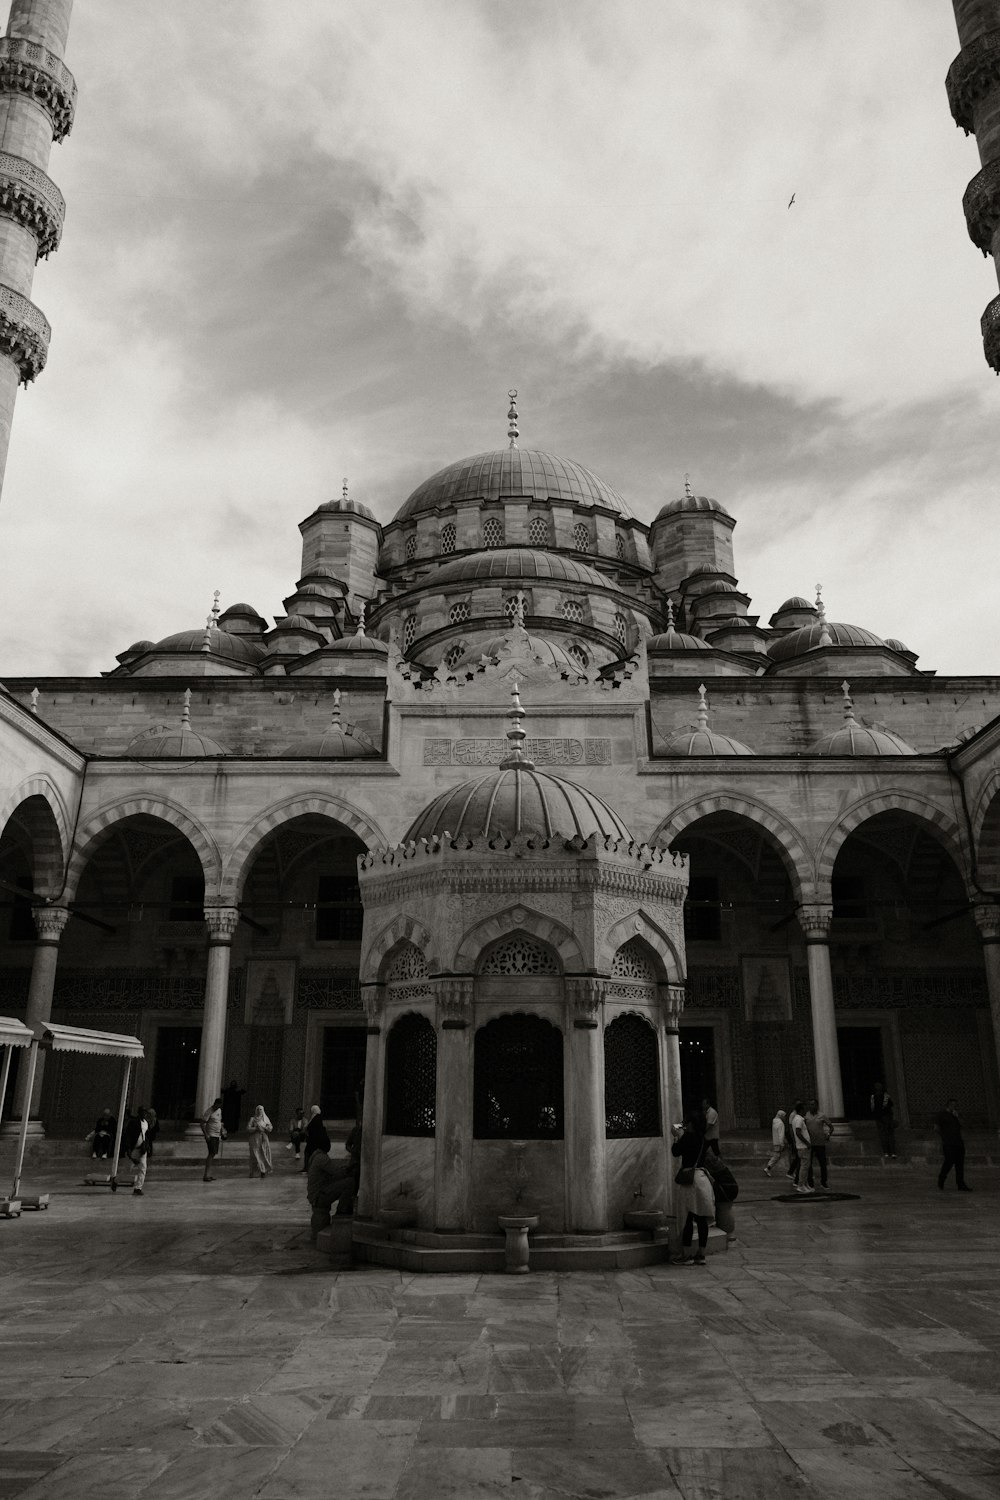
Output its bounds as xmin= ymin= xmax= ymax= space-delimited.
xmin=871 ymin=1082 xmax=896 ymax=1159
xmin=804 ymin=1100 xmax=833 ymax=1190
xmin=789 ymin=1101 xmax=812 ymax=1193
xmin=303 ymin=1105 xmax=330 ymax=1170
xmin=248 ymin=1105 xmax=273 ymax=1178
xmin=702 ymin=1097 xmax=721 ymax=1158
xmin=671 ymin=1111 xmax=714 ymax=1264
xmin=122 ymin=1106 xmax=150 ymax=1196
xmin=936 ymin=1099 xmax=970 ymax=1191
xmin=763 ymin=1108 xmax=787 ymax=1177
xmin=201 ymin=1097 xmax=226 ymax=1182
xmin=288 ymin=1107 xmax=307 ymax=1161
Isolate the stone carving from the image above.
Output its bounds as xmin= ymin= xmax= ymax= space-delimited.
xmin=660 ymin=984 xmax=686 ymax=1027
xmin=0 ymin=151 xmax=64 ymax=257
xmin=437 ymin=977 xmax=473 ymax=1028
xmin=33 ymin=905 xmax=70 ymax=943
xmin=421 ymin=736 xmax=612 ymax=766
xmin=480 ymin=934 xmax=560 ymax=975
xmin=611 ymin=939 xmax=657 ymax=983
xmin=0 ymin=36 xmax=77 ymax=141
xmin=203 ymin=906 xmax=240 ymax=943
xmin=972 ymin=902 xmax=1000 ymax=942
xmin=946 ymin=26 xmax=1000 ymax=134
xmin=361 ymin=984 xmax=385 ymax=1026
xmin=297 ymin=969 xmax=361 ymax=1011
xmin=385 ymin=943 xmax=428 ymax=982
xmin=0 ymin=282 xmax=49 ymax=383
xmin=797 ymin=904 xmax=833 ymax=942
xmin=567 ymin=976 xmax=604 ymax=1027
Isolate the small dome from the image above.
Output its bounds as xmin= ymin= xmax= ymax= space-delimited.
xmin=661 ymin=726 xmax=754 ymax=756
xmin=768 ymin=620 xmax=884 ymax=661
xmin=884 ymin=637 xmax=915 ymax=656
xmin=775 ymin=596 xmax=815 ymax=615
xmin=150 ymin=627 xmax=264 ymax=664
xmin=647 ymin=626 xmax=712 ymax=651
xmin=274 ymin=614 xmax=323 ymax=634
xmin=428 ymin=547 xmax=609 ymax=590
xmin=328 ymin=631 xmax=389 ymax=655
xmin=218 ymin=602 xmax=263 ymax=620
xmin=121 ymin=639 xmax=154 ymax=657
xmin=654 ymin=494 xmax=733 ymax=522
xmin=712 ymin=615 xmax=752 ymax=628
xmin=281 ymin=723 xmax=372 ymax=757
xmin=127 ymin=724 xmax=228 ymax=758
xmin=406 ymin=766 xmax=631 ymax=843
xmin=809 ymin=722 xmax=916 ymax=756
xmin=315 ymin=495 xmax=376 ymax=521
xmin=394 ymin=448 xmax=631 ymax=523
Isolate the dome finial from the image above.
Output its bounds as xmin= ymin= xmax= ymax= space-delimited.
xmin=181 ymin=687 xmax=192 ymax=727
xmin=697 ymin=682 xmax=709 ymax=732
xmin=507 ymin=389 xmax=519 ymax=450
xmin=355 ymin=600 xmax=367 ymax=637
xmin=684 ymin=473 xmax=693 ymax=499
xmin=665 ymin=597 xmax=677 ymax=630
xmin=841 ymin=679 xmax=856 ymax=722
xmin=342 ymin=477 xmax=349 ymax=504
xmin=332 ymin=686 xmax=342 ymax=724
xmin=499 ymin=678 xmax=536 ymax=770
xmin=201 ymin=590 xmax=221 ymax=654
xmin=816 ymin=583 xmax=832 ymax=647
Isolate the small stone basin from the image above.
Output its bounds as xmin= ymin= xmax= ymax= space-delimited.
xmin=497 ymin=1214 xmax=539 ymax=1274
xmin=497 ymin=1214 xmax=539 ymax=1231
xmin=623 ymin=1209 xmax=664 ymax=1230
xmin=378 ymin=1206 xmax=417 ymax=1230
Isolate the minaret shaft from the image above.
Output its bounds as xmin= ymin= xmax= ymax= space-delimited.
xmin=946 ymin=1 xmax=1000 ymax=370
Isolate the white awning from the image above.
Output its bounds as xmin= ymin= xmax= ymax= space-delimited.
xmin=40 ymin=1023 xmax=144 ymax=1060
xmin=0 ymin=1016 xmax=33 ymax=1049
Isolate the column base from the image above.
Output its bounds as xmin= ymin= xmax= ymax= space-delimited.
xmin=183 ymin=1121 xmax=208 ymax=1141
xmin=0 ymin=1118 xmax=44 ymax=1140
xmin=828 ymin=1120 xmax=854 ymax=1140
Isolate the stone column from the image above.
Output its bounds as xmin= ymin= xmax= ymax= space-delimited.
xmin=3 ymin=904 xmax=70 ymax=1137
xmin=356 ymin=984 xmax=385 ymax=1220
xmin=186 ymin=906 xmax=239 ymax=1135
xmin=433 ymin=977 xmax=474 ymax=1231
xmin=798 ymin=903 xmax=847 ymax=1125
xmin=566 ymin=978 xmax=608 ymax=1233
xmin=972 ymin=903 xmax=1000 ymax=1132
xmin=659 ymin=983 xmax=685 ymax=1219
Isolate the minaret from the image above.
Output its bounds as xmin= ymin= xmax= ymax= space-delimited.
xmin=946 ymin=2 xmax=1000 ymax=371
xmin=0 ymin=0 xmax=75 ymax=495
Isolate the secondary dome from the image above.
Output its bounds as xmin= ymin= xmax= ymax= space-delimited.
xmin=394 ymin=449 xmax=632 ymax=523
xmin=768 ymin=620 xmax=884 ymax=662
xmin=654 ymin=494 xmax=733 ymax=522
xmin=660 ymin=687 xmax=753 ymax=756
xmin=808 ymin=687 xmax=916 ymax=756
xmin=459 ymin=631 xmax=582 ymax=675
xmin=127 ymin=693 xmax=228 ymax=757
xmin=280 ymin=695 xmax=373 ymax=757
xmin=647 ymin=627 xmax=711 ymax=651
xmin=150 ymin=626 xmax=265 ymax=665
xmin=316 ymin=495 xmax=376 ymax=521
xmin=429 ymin=548 xmax=608 ymax=590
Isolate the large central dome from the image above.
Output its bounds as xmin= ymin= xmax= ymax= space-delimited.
xmin=394 ymin=448 xmax=632 ymax=523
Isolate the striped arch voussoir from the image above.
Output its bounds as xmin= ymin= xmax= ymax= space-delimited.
xmin=0 ymin=778 xmax=69 ymax=895
xmin=653 ymin=794 xmax=811 ymax=905
xmin=221 ymin=794 xmax=389 ymax=902
xmin=452 ymin=905 xmax=585 ymax=974
xmin=814 ymin=793 xmax=969 ymax=893
xmin=64 ymin=797 xmax=221 ymax=902
xmin=601 ymin=912 xmax=683 ymax=984
xmin=362 ymin=915 xmax=433 ymax=983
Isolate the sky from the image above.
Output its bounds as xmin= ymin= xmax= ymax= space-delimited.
xmin=0 ymin=0 xmax=995 ymax=677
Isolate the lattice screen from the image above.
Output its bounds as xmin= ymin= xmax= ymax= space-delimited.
xmin=479 ymin=934 xmax=561 ymax=975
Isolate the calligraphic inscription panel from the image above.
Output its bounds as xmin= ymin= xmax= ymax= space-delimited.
xmin=423 ymin=737 xmax=613 ymax=766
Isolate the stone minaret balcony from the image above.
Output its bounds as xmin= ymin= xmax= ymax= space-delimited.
xmin=946 ymin=4 xmax=1000 ymax=372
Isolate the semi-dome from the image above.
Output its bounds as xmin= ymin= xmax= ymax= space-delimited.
xmin=768 ymin=620 xmax=884 ymax=662
xmin=428 ymin=547 xmax=609 ymax=590
xmin=654 ymin=494 xmax=733 ymax=522
xmin=150 ymin=626 xmax=265 ymax=665
xmin=394 ymin=449 xmax=632 ymax=523
xmin=458 ymin=631 xmax=582 ymax=675
xmin=405 ymin=685 xmax=631 ymax=843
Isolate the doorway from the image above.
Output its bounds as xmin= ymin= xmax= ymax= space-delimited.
xmin=837 ymin=1026 xmax=885 ymax=1119
xmin=151 ymin=1026 xmax=201 ymax=1121
xmin=321 ymin=1026 xmax=367 ymax=1119
xmin=679 ymin=1026 xmax=717 ymax=1120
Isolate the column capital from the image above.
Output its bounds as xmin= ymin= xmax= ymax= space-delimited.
xmin=33 ymin=904 xmax=70 ymax=943
xmin=203 ymin=906 xmax=240 ymax=944
xmin=973 ymin=902 xmax=1000 ymax=942
xmin=659 ymin=982 xmax=686 ymax=1030
xmin=361 ymin=983 xmax=385 ymax=1030
xmin=567 ymin=976 xmax=604 ymax=1029
xmin=436 ymin=976 xmax=473 ymax=1029
xmin=798 ymin=903 xmax=833 ymax=943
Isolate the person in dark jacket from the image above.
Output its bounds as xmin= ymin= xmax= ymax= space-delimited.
xmin=671 ymin=1110 xmax=713 ymax=1265
xmin=303 ymin=1105 xmax=330 ymax=1170
xmin=871 ymin=1082 xmax=896 ymax=1159
xmin=936 ymin=1100 xmax=970 ymax=1190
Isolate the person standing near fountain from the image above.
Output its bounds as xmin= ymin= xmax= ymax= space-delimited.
xmin=671 ymin=1111 xmax=713 ymax=1265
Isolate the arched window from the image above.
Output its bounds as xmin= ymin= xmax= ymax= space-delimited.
xmin=449 ymin=601 xmax=471 ymax=624
xmin=404 ymin=534 xmax=417 ymax=560
xmin=482 ymin=517 xmax=504 ymax=549
xmin=604 ymin=1014 xmax=660 ymax=1137
xmin=444 ymin=643 xmax=465 ymax=669
xmin=615 ymin=534 xmax=626 ymax=561
xmin=474 ymin=1014 xmax=563 ymax=1138
xmin=568 ymin=642 xmax=589 ymax=671
xmin=441 ymin=522 xmax=456 ymax=554
xmin=479 ymin=933 xmax=560 ymax=975
xmin=573 ymin=523 xmax=590 ymax=553
xmin=528 ymin=516 xmax=549 ymax=546
xmin=613 ymin=613 xmax=628 ymax=647
xmin=385 ymin=942 xmax=428 ymax=982
xmin=561 ymin=599 xmax=584 ymax=623
xmin=385 ymin=1013 xmax=437 ymax=1135
xmin=503 ymin=594 xmax=524 ymax=621
xmin=403 ymin=616 xmax=417 ymax=650
xmin=611 ymin=939 xmax=658 ymax=983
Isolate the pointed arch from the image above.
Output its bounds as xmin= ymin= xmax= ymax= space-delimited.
xmin=815 ymin=792 xmax=970 ymax=894
xmin=600 ymin=911 xmax=684 ymax=984
xmin=64 ymin=796 xmax=221 ymax=900
xmin=362 ymin=913 xmax=434 ymax=983
xmin=0 ymin=779 xmax=70 ymax=896
xmin=451 ymin=904 xmax=586 ymax=975
xmin=221 ymin=794 xmax=389 ymax=902
xmin=652 ymin=793 xmax=810 ymax=905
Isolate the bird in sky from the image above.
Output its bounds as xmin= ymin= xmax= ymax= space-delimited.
xmin=788 ymin=193 xmax=796 ymax=208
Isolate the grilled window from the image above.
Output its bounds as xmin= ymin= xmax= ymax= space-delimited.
xmin=528 ymin=516 xmax=549 ymax=546
xmin=404 ymin=534 xmax=417 ymax=560
xmin=440 ymin=522 xmax=456 ymax=554
xmin=604 ymin=1013 xmax=661 ymax=1137
xmin=449 ymin=601 xmax=471 ymax=624
xmin=482 ymin=517 xmax=504 ymax=549
xmin=561 ymin=599 xmax=584 ymax=622
xmin=613 ymin=613 xmax=628 ymax=646
xmin=385 ymin=1013 xmax=436 ymax=1135
xmin=402 ymin=616 xmax=417 ymax=650
xmin=573 ymin=522 xmax=591 ymax=552
xmin=473 ymin=1014 xmax=564 ymax=1139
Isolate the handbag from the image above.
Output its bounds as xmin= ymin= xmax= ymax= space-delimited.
xmin=674 ymin=1137 xmax=705 ymax=1187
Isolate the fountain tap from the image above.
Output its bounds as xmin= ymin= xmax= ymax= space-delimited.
xmin=633 ymin=1183 xmax=644 ymax=1200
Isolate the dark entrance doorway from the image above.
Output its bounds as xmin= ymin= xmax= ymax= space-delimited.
xmin=837 ymin=1026 xmax=885 ymax=1119
xmin=679 ymin=1026 xmax=716 ymax=1120
xmin=321 ymin=1026 xmax=367 ymax=1119
xmin=152 ymin=1026 xmax=201 ymax=1121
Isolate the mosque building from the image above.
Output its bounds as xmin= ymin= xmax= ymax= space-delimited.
xmin=1 ymin=1 xmax=1000 ymax=1257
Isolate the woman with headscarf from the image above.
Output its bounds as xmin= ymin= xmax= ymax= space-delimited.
xmin=248 ymin=1105 xmax=273 ymax=1178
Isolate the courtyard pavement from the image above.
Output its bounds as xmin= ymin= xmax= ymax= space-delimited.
xmin=1 ymin=1149 xmax=998 ymax=1499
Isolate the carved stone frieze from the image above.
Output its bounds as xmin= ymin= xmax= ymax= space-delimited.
xmin=567 ymin=976 xmax=604 ymax=1028
xmin=947 ymin=28 xmax=1000 ymax=135
xmin=797 ymin=903 xmax=833 ymax=943
xmin=436 ymin=976 xmax=473 ymax=1029
xmin=963 ymin=158 xmax=1000 ymax=255
xmin=0 ymin=151 xmax=64 ymax=257
xmin=660 ymin=983 xmax=686 ymax=1029
xmin=33 ymin=905 xmax=70 ymax=943
xmin=0 ymin=282 xmax=49 ymax=383
xmin=0 ymin=35 xmax=77 ymax=141
xmin=203 ymin=906 xmax=240 ymax=944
